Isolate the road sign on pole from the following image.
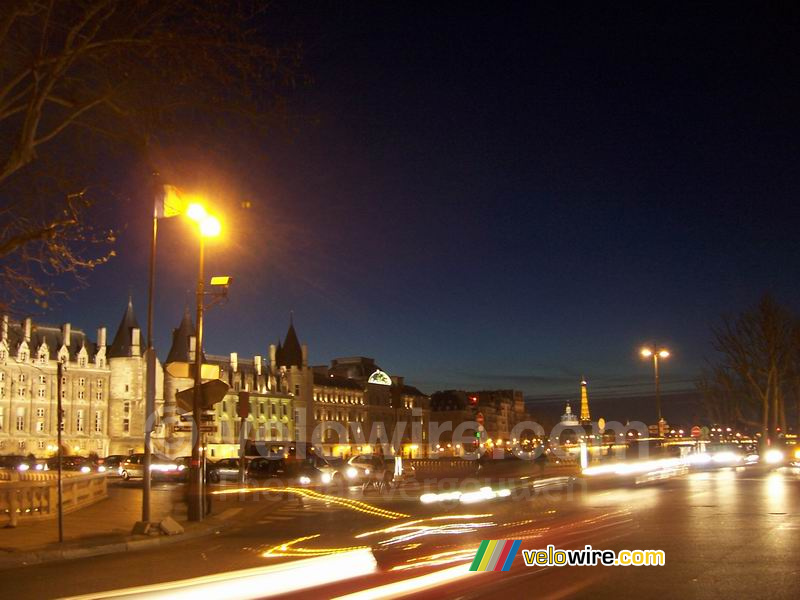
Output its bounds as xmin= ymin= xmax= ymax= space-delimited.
xmin=175 ymin=379 xmax=229 ymax=413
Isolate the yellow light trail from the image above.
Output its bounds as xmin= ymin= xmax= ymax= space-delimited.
xmin=212 ymin=486 xmax=409 ymax=519
xmin=261 ymin=534 xmax=370 ymax=558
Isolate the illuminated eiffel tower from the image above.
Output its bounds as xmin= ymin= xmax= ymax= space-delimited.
xmin=579 ymin=377 xmax=591 ymax=424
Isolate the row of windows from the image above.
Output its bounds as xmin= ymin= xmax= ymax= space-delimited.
xmin=220 ymin=400 xmax=289 ymax=419
xmin=314 ymin=410 xmax=367 ymax=423
xmin=0 ymin=407 xmax=104 ymax=433
xmin=0 ymin=386 xmax=104 ymax=400
xmin=313 ymin=390 xmax=365 ymax=405
xmin=0 ymin=439 xmax=106 ymax=451
xmin=0 ymin=349 xmax=104 ymax=369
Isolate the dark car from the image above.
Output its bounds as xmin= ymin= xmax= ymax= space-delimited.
xmin=0 ymin=454 xmax=40 ymax=472
xmin=46 ymin=456 xmax=106 ymax=474
xmin=207 ymin=457 xmax=244 ymax=483
xmin=101 ymin=455 xmax=127 ymax=476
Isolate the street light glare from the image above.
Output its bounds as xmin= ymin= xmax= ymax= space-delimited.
xmin=640 ymin=348 xmax=653 ymax=357
xmin=658 ymin=349 xmax=670 ymax=358
xmin=186 ymin=202 xmax=207 ymax=222
xmin=200 ymin=215 xmax=221 ymax=237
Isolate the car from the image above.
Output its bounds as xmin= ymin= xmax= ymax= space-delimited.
xmin=47 ymin=456 xmax=107 ymax=474
xmin=346 ymin=454 xmax=415 ymax=483
xmin=207 ymin=457 xmax=244 ymax=483
xmin=118 ymin=453 xmax=186 ymax=481
xmin=0 ymin=454 xmax=40 ymax=472
xmin=242 ymin=454 xmax=340 ymax=487
xmin=101 ymin=455 xmax=127 ymax=476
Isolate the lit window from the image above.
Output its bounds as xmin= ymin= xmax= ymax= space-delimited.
xmin=18 ymin=373 xmax=26 ymax=383
xmin=36 ymin=408 xmax=44 ymax=418
xmin=78 ymin=377 xmax=85 ymax=387
xmin=38 ymin=375 xmax=46 ymax=384
xmin=76 ymin=410 xmax=84 ymax=432
xmin=36 ymin=421 xmax=44 ymax=432
xmin=94 ymin=411 xmax=102 ymax=433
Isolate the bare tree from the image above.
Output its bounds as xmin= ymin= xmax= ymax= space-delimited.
xmin=699 ymin=295 xmax=798 ymax=437
xmin=0 ymin=0 xmax=303 ymax=311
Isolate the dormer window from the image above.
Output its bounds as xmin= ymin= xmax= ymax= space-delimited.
xmin=19 ymin=351 xmax=28 ymax=362
xmin=39 ymin=352 xmax=47 ymax=365
xmin=78 ymin=357 xmax=86 ymax=368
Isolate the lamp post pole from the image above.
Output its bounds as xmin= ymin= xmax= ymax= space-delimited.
xmin=142 ymin=201 xmax=158 ymax=525
xmin=56 ymin=359 xmax=64 ymax=543
xmin=188 ymin=236 xmax=205 ymax=521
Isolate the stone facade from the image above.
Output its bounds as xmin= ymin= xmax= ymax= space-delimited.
xmin=0 ymin=316 xmax=111 ymax=457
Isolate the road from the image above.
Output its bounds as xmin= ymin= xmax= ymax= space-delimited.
xmin=2 ymin=466 xmax=799 ymax=599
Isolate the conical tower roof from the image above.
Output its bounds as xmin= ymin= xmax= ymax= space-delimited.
xmin=108 ymin=297 xmax=141 ymax=358
xmin=277 ymin=316 xmax=302 ymax=368
xmin=165 ymin=308 xmax=196 ymax=364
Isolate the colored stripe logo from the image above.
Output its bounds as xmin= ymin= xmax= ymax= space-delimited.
xmin=470 ymin=540 xmax=521 ymax=572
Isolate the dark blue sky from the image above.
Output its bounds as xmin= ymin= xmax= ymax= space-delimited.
xmin=48 ymin=3 xmax=800 ymax=410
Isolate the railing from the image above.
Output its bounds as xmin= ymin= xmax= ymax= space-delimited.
xmin=0 ymin=471 xmax=107 ymax=527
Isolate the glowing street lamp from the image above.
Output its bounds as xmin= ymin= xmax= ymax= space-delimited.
xmin=641 ymin=345 xmax=670 ymax=430
xmin=187 ymin=201 xmax=222 ymax=522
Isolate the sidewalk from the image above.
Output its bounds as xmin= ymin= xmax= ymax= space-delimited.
xmin=0 ymin=484 xmax=254 ymax=570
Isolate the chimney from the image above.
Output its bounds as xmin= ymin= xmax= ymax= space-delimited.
xmin=301 ymin=344 xmax=308 ymax=368
xmin=254 ymin=355 xmax=262 ymax=376
xmin=131 ymin=327 xmax=140 ymax=355
xmin=269 ymin=344 xmax=276 ymax=369
xmin=1 ymin=316 xmax=7 ymax=341
xmin=189 ymin=335 xmax=196 ymax=362
xmin=23 ymin=318 xmax=32 ymax=342
xmin=97 ymin=326 xmax=107 ymax=348
xmin=62 ymin=322 xmax=70 ymax=347
xmin=230 ymin=352 xmax=238 ymax=372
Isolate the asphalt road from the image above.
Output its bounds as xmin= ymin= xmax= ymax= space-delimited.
xmin=2 ymin=466 xmax=799 ymax=599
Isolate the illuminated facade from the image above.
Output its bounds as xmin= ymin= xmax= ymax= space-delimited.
xmin=0 ymin=316 xmax=111 ymax=457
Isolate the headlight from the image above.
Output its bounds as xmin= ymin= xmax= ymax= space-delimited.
xmin=794 ymin=448 xmax=800 ymax=460
xmin=35 ymin=464 xmax=44 ymax=471
xmin=765 ymin=449 xmax=784 ymax=464
xmin=17 ymin=463 xmax=30 ymax=472
xmin=98 ymin=465 xmax=107 ymax=473
xmin=321 ymin=472 xmax=332 ymax=484
xmin=346 ymin=467 xmax=358 ymax=479
xmin=364 ymin=468 xmax=370 ymax=476
xmin=299 ymin=475 xmax=311 ymax=485
xmin=151 ymin=463 xmax=179 ymax=472
xmin=178 ymin=464 xmax=186 ymax=471
xmin=80 ymin=466 xmax=91 ymax=473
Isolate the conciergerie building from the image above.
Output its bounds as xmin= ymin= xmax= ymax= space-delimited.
xmin=0 ymin=299 xmax=433 ymax=459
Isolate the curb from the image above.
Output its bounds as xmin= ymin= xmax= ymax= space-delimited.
xmin=0 ymin=521 xmax=223 ymax=571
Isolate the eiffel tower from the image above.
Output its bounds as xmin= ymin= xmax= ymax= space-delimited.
xmin=579 ymin=377 xmax=591 ymax=425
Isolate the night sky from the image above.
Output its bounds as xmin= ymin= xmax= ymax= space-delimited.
xmin=43 ymin=3 xmax=800 ymax=421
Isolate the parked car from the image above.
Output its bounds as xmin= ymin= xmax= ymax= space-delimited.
xmin=118 ymin=453 xmax=185 ymax=481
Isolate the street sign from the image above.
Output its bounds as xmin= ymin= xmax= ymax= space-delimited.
xmin=179 ymin=414 xmax=216 ymax=422
xmin=691 ymin=426 xmax=701 ymax=438
xmin=175 ymin=379 xmax=230 ymax=412
xmin=173 ymin=424 xmax=217 ymax=433
xmin=238 ymin=391 xmax=251 ymax=418
xmin=165 ymin=361 xmax=221 ymax=380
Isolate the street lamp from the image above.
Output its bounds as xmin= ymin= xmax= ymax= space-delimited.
xmin=640 ymin=346 xmax=670 ymax=433
xmin=187 ymin=203 xmax=221 ymax=522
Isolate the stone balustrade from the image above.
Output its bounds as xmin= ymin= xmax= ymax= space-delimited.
xmin=0 ymin=471 xmax=107 ymax=527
